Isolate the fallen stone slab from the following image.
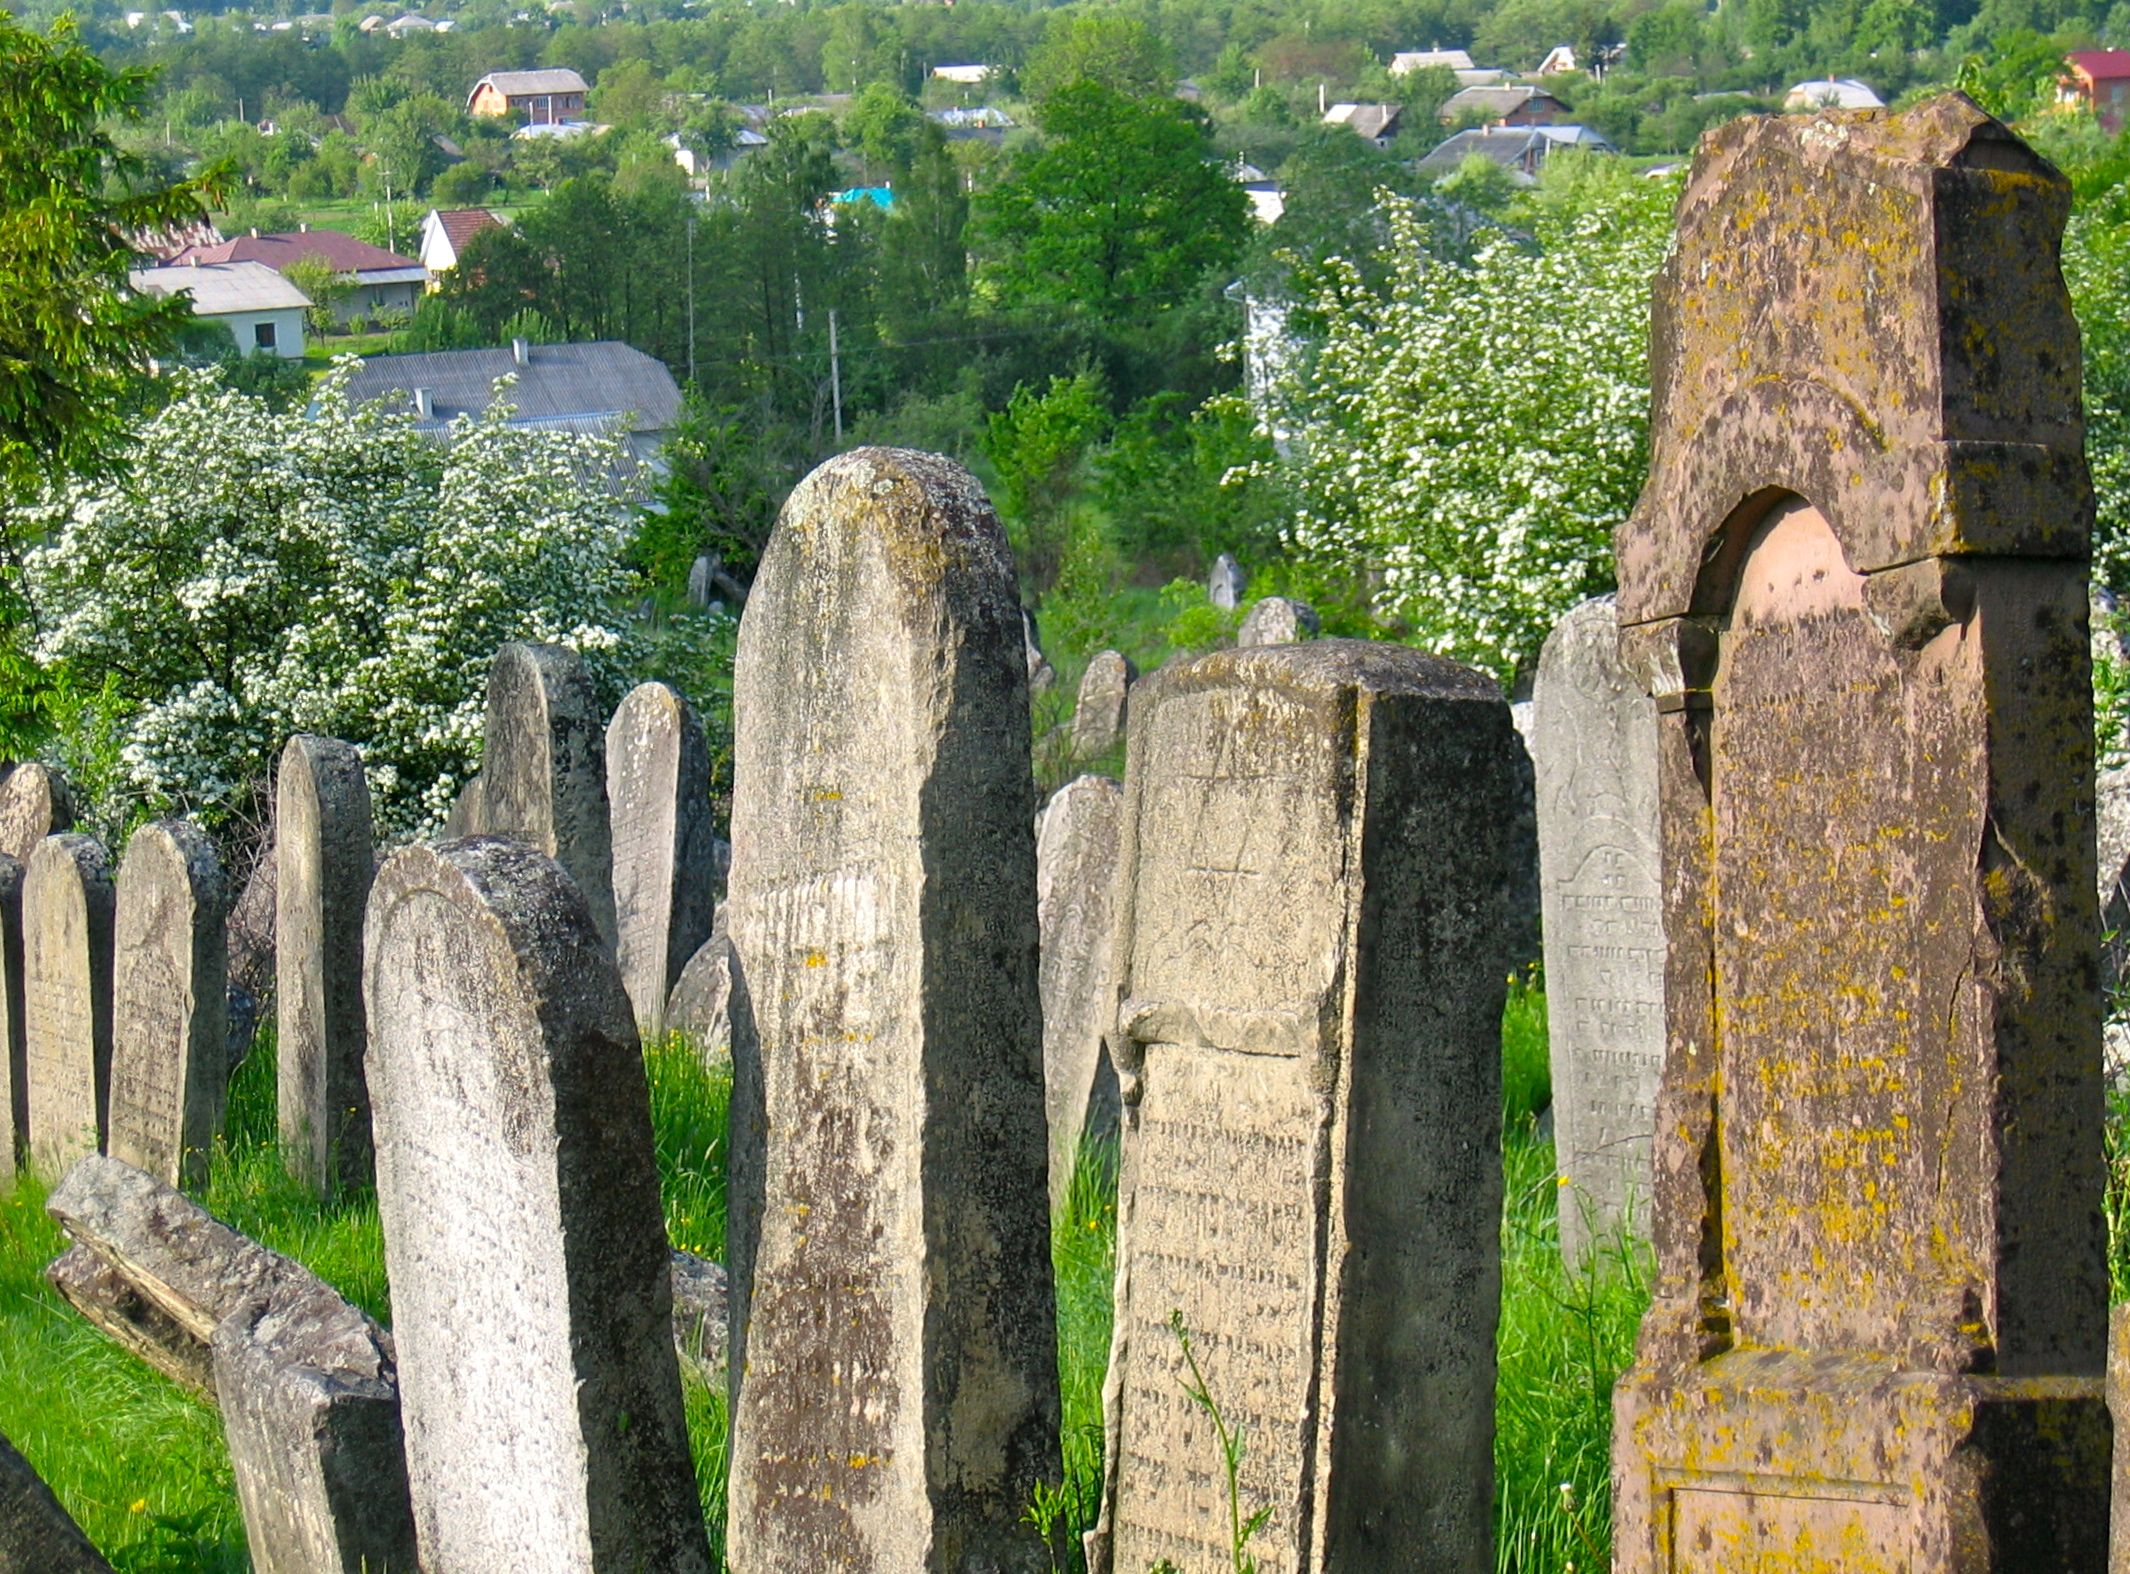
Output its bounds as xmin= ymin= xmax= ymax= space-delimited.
xmin=45 ymin=1154 xmax=319 ymax=1395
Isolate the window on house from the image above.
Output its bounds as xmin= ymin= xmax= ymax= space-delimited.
xmin=255 ymin=321 xmax=277 ymax=350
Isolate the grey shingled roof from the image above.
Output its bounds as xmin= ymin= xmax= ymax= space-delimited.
xmin=340 ymin=340 xmax=681 ymax=433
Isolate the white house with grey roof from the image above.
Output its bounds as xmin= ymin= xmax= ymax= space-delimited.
xmin=130 ymin=260 xmax=310 ymax=358
xmin=340 ymin=338 xmax=683 ymax=489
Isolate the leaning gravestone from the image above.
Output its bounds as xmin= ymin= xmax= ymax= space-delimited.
xmin=106 ymin=822 xmax=228 ymax=1191
xmin=276 ymin=736 xmax=376 ymax=1199
xmin=22 ymin=836 xmax=115 ymax=1174
xmin=725 ymin=448 xmax=1058 ymax=1572
xmin=1092 ymin=642 xmax=1515 ymax=1574
xmin=365 ymin=839 xmax=707 ymax=1574
xmin=1610 ymin=97 xmax=2110 ymax=1568
xmin=213 ymin=1276 xmax=417 ymax=1574
xmin=1532 ymin=596 xmax=1663 ymax=1262
xmin=0 ymin=764 xmax=73 ymax=866
xmin=1072 ymin=650 xmax=1135 ymax=760
xmin=482 ymin=643 xmax=618 ymax=949
xmin=0 ymin=1428 xmax=111 ymax=1574
xmin=0 ymin=856 xmax=22 ymax=1170
xmin=1037 ymin=774 xmax=1124 ymax=1210
xmin=606 ymin=682 xmax=718 ymax=1040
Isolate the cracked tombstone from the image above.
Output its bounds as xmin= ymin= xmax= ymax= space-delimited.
xmin=1532 ymin=595 xmax=1663 ymax=1263
xmin=364 ymin=838 xmax=707 ymax=1574
xmin=606 ymin=682 xmax=718 ymax=1041
xmin=276 ymin=736 xmax=376 ymax=1199
xmin=1091 ymin=642 xmax=1516 ymax=1574
xmin=482 ymin=642 xmax=617 ymax=949
xmin=1235 ymin=596 xmax=1320 ymax=647
xmin=725 ymin=448 xmax=1058 ymax=1572
xmin=22 ymin=836 xmax=114 ymax=1175
xmin=1609 ymin=97 xmax=2111 ymax=1569
xmin=106 ymin=821 xmax=228 ymax=1191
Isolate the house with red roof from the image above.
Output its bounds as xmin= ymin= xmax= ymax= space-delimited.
xmin=2063 ymin=50 xmax=2130 ymax=131
xmin=162 ymin=227 xmax=427 ymax=325
xmin=418 ymin=207 xmax=506 ymax=283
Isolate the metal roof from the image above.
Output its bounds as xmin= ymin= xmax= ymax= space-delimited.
xmin=340 ymin=340 xmax=682 ymax=433
xmin=130 ymin=261 xmax=311 ymax=315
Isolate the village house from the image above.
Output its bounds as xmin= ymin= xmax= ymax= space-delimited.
xmin=130 ymin=261 xmax=310 ymax=359
xmin=467 ymin=68 xmax=590 ymax=126
xmin=164 ymin=228 xmax=426 ymax=326
xmin=930 ymin=63 xmax=994 ymax=85
xmin=417 ymin=208 xmax=505 ymax=284
xmin=1417 ymin=122 xmax=1616 ymax=179
xmin=1439 ymin=84 xmax=1568 ymax=125
xmin=1322 ymin=102 xmax=1404 ymax=147
xmin=2062 ymin=50 xmax=2130 ymax=131
xmin=341 ymin=339 xmax=683 ymax=487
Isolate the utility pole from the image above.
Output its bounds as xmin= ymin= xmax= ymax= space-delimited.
xmin=828 ymin=308 xmax=843 ymax=443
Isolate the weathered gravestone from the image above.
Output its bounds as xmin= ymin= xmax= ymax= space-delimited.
xmin=0 ymin=764 xmax=72 ymax=866
xmin=1072 ymin=650 xmax=1135 ymax=760
xmin=364 ymin=839 xmax=707 ymax=1574
xmin=725 ymin=447 xmax=1058 ymax=1573
xmin=606 ymin=682 xmax=718 ymax=1040
xmin=664 ymin=918 xmax=733 ymax=1063
xmin=687 ymin=553 xmax=715 ymax=609
xmin=23 ymin=836 xmax=114 ymax=1174
xmin=276 ymin=736 xmax=376 ymax=1199
xmin=1532 ymin=595 xmax=1663 ymax=1262
xmin=1208 ymin=552 xmax=1246 ymax=610
xmin=0 ymin=857 xmax=22 ymax=1172
xmin=1090 ymin=642 xmax=1515 ymax=1574
xmin=482 ymin=642 xmax=618 ymax=949
xmin=2112 ymin=1307 xmax=2130 ymax=1574
xmin=1609 ymin=97 xmax=2110 ymax=1568
xmin=441 ymin=774 xmax=485 ymax=839
xmin=1235 ymin=595 xmax=1321 ymax=647
xmin=106 ymin=822 xmax=228 ymax=1191
xmin=0 ymin=1428 xmax=111 ymax=1574
xmin=1037 ymin=774 xmax=1123 ymax=1210
xmin=214 ymin=1277 xmax=417 ymax=1574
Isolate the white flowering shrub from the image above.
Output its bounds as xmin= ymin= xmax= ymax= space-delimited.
xmin=24 ymin=363 xmax=640 ymax=834
xmin=1255 ymin=163 xmax=1679 ymax=683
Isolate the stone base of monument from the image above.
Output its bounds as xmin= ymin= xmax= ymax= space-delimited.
xmin=1614 ymin=1349 xmax=2109 ymax=1568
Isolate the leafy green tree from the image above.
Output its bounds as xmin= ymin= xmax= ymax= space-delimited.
xmin=843 ymin=82 xmax=940 ymax=182
xmin=0 ymin=15 xmax=221 ymax=501
xmin=1022 ymin=12 xmax=1173 ymax=104
xmin=431 ymin=157 xmax=497 ymax=207
xmin=592 ymin=58 xmax=669 ymax=131
xmin=282 ymin=253 xmax=348 ymax=339
xmin=977 ymin=83 xmax=1249 ymax=327
xmin=983 ymin=367 xmax=1110 ymax=586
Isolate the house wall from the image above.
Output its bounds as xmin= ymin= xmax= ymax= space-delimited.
xmin=510 ymin=91 xmax=584 ymax=125
xmin=334 ymin=277 xmax=423 ymax=326
xmin=212 ymin=306 xmax=307 ymax=359
xmin=469 ymin=82 xmax=510 ymax=117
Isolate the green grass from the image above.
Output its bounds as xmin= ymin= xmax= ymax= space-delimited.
xmin=0 ymin=992 xmax=1655 ymax=1571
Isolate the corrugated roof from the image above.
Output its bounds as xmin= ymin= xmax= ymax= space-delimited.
xmin=1440 ymin=85 xmax=1564 ymax=119
xmin=474 ymin=68 xmax=589 ymax=97
xmin=130 ymin=260 xmax=312 ymax=314
xmin=168 ymin=229 xmax=421 ymax=276
xmin=340 ymin=341 xmax=682 ymax=434
xmin=1392 ymin=49 xmax=1475 ymax=72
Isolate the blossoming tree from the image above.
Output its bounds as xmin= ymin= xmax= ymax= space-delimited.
xmin=22 ymin=363 xmax=639 ymax=833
